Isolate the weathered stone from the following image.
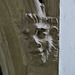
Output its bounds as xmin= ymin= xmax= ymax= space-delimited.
xmin=0 ymin=0 xmax=59 ymax=75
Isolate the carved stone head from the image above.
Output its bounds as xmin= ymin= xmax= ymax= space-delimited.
xmin=17 ymin=13 xmax=58 ymax=66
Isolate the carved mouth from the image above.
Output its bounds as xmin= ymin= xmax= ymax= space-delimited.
xmin=30 ymin=49 xmax=49 ymax=63
xmin=30 ymin=49 xmax=46 ymax=55
xmin=30 ymin=50 xmax=42 ymax=54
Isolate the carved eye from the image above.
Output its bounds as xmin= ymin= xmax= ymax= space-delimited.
xmin=36 ymin=28 xmax=46 ymax=39
xmin=37 ymin=44 xmax=41 ymax=48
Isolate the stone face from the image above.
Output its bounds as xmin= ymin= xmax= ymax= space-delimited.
xmin=18 ymin=14 xmax=58 ymax=64
xmin=16 ymin=0 xmax=59 ymax=75
xmin=17 ymin=0 xmax=59 ymax=74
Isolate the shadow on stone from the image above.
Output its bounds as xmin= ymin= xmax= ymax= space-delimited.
xmin=39 ymin=0 xmax=43 ymax=3
xmin=0 ymin=66 xmax=3 ymax=75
